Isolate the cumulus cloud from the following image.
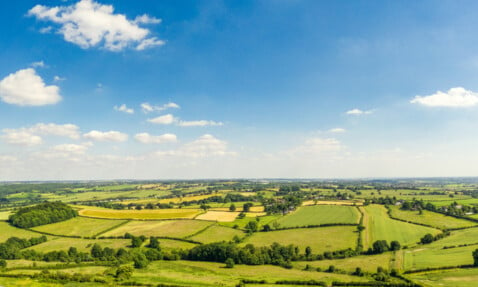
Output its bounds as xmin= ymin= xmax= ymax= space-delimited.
xmin=28 ymin=0 xmax=165 ymax=51
xmin=2 ymin=129 xmax=43 ymax=146
xmin=410 ymin=87 xmax=478 ymax=107
xmin=147 ymin=114 xmax=175 ymax=125
xmin=83 ymin=130 xmax=128 ymax=142
xmin=134 ymin=133 xmax=177 ymax=144
xmin=52 ymin=143 xmax=90 ymax=154
xmin=0 ymin=68 xmax=61 ymax=106
xmin=329 ymin=128 xmax=346 ymax=133
xmin=29 ymin=123 xmax=80 ymax=139
xmin=156 ymin=134 xmax=236 ymax=158
xmin=177 ymin=120 xmax=224 ymax=127
xmin=114 ymin=104 xmax=134 ymax=114
xmin=1 ymin=123 xmax=80 ymax=146
xmin=345 ymin=108 xmax=372 ymax=115
xmin=53 ymin=75 xmax=66 ymax=82
xmin=141 ymin=102 xmax=180 ymax=113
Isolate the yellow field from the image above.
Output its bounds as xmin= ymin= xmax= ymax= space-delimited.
xmin=78 ymin=207 xmax=201 ymax=220
xmin=302 ymin=200 xmax=363 ymax=206
xmin=195 ymin=211 xmax=239 ymax=222
xmin=0 ymin=211 xmax=11 ymax=220
xmin=101 ymin=219 xmax=213 ymax=238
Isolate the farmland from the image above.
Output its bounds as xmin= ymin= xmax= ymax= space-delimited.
xmin=2 ymin=179 xmax=478 ymax=286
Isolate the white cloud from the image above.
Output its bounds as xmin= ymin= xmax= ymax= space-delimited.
xmin=141 ymin=102 xmax=180 ymax=113
xmin=329 ymin=128 xmax=346 ymax=133
xmin=134 ymin=133 xmax=177 ymax=144
xmin=178 ymin=120 xmax=224 ymax=127
xmin=53 ymin=75 xmax=66 ymax=82
xmin=0 ymin=68 xmax=61 ymax=106
xmin=31 ymin=61 xmax=45 ymax=68
xmin=83 ymin=130 xmax=128 ymax=142
xmin=134 ymin=14 xmax=161 ymax=24
xmin=28 ymin=0 xmax=165 ymax=51
xmin=345 ymin=108 xmax=372 ymax=115
xmin=156 ymin=134 xmax=235 ymax=158
xmin=410 ymin=87 xmax=478 ymax=107
xmin=52 ymin=143 xmax=89 ymax=154
xmin=2 ymin=129 xmax=43 ymax=146
xmin=114 ymin=104 xmax=134 ymax=114
xmin=39 ymin=26 xmax=53 ymax=34
xmin=29 ymin=123 xmax=80 ymax=139
xmin=147 ymin=114 xmax=175 ymax=125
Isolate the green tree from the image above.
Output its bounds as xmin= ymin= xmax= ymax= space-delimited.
xmin=115 ymin=265 xmax=133 ymax=280
xmin=0 ymin=259 xmax=6 ymax=269
xmin=243 ymin=202 xmax=253 ymax=212
xmin=473 ymin=249 xmax=478 ymax=266
xmin=229 ymin=204 xmax=236 ymax=212
xmin=148 ymin=237 xmax=160 ymax=249
xmin=225 ymin=258 xmax=235 ymax=268
xmin=305 ymin=246 xmax=312 ymax=258
xmin=390 ymin=241 xmax=401 ymax=251
xmin=131 ymin=236 xmax=143 ymax=248
xmin=420 ymin=234 xmax=434 ymax=244
xmin=245 ymin=220 xmax=258 ymax=233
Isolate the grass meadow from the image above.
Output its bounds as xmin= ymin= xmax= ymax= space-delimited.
xmin=32 ymin=217 xmax=128 ymax=237
xmin=276 ymin=205 xmax=360 ymax=228
xmin=389 ymin=205 xmax=476 ymax=229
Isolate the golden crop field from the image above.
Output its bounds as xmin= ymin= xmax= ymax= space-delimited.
xmin=78 ymin=207 xmax=201 ymax=220
xmin=195 ymin=211 xmax=239 ymax=222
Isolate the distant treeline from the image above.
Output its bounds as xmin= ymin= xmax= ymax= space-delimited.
xmin=9 ymin=201 xmax=77 ymax=228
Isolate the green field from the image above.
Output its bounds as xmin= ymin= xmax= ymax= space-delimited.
xmin=26 ymin=237 xmax=130 ymax=252
xmin=275 ymin=205 xmax=360 ymax=228
xmin=389 ymin=205 xmax=476 ymax=229
xmin=242 ymin=226 xmax=358 ymax=253
xmin=424 ymin=227 xmax=478 ymax=248
xmin=32 ymin=217 xmax=128 ymax=237
xmin=408 ymin=268 xmax=478 ymax=287
xmin=101 ymin=219 xmax=213 ymax=238
xmin=294 ymin=252 xmax=394 ymax=273
xmin=0 ymin=222 xmax=44 ymax=242
xmin=0 ymin=210 xmax=11 ymax=220
xmin=403 ymin=245 xmax=476 ymax=270
xmin=189 ymin=224 xmax=245 ymax=243
xmin=130 ymin=260 xmax=372 ymax=286
xmin=363 ymin=205 xmax=441 ymax=248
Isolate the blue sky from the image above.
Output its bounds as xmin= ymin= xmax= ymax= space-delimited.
xmin=1 ymin=0 xmax=478 ymax=180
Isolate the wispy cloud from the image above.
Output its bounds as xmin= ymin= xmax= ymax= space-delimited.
xmin=114 ymin=104 xmax=134 ymax=114
xmin=134 ymin=133 xmax=177 ymax=144
xmin=345 ymin=108 xmax=373 ymax=115
xmin=83 ymin=130 xmax=128 ymax=142
xmin=141 ymin=102 xmax=180 ymax=113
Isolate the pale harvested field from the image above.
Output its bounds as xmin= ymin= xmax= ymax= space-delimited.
xmin=302 ymin=200 xmax=363 ymax=206
xmin=196 ymin=211 xmax=239 ymax=222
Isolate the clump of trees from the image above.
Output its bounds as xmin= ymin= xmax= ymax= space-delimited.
xmin=9 ymin=201 xmax=77 ymax=228
xmin=366 ymin=240 xmax=401 ymax=254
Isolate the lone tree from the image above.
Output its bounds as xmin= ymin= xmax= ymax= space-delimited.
xmin=420 ymin=233 xmax=434 ymax=244
xmin=473 ymin=249 xmax=478 ymax=266
xmin=229 ymin=204 xmax=236 ymax=212
xmin=225 ymin=258 xmax=235 ymax=268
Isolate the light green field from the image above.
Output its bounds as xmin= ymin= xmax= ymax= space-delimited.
xmin=156 ymin=238 xmax=198 ymax=250
xmin=242 ymin=226 xmax=357 ymax=253
xmin=403 ymin=245 xmax=476 ymax=270
xmin=363 ymin=205 xmax=441 ymax=248
xmin=276 ymin=205 xmax=360 ymax=228
xmin=130 ymin=260 xmax=371 ymax=286
xmin=0 ymin=222 xmax=44 ymax=242
xmin=428 ymin=198 xmax=478 ymax=207
xmin=32 ymin=217 xmax=127 ymax=237
xmin=408 ymin=268 xmax=478 ymax=287
xmin=294 ymin=252 xmax=394 ymax=273
xmin=219 ymin=215 xmax=280 ymax=229
xmin=5 ymin=259 xmax=60 ymax=268
xmin=424 ymin=228 xmax=478 ymax=249
xmin=0 ymin=210 xmax=11 ymax=220
xmin=189 ymin=225 xmax=245 ymax=243
xmin=26 ymin=237 xmax=130 ymax=253
xmin=101 ymin=219 xmax=213 ymax=238
xmin=0 ymin=277 xmax=66 ymax=287
xmin=389 ymin=206 xmax=476 ymax=229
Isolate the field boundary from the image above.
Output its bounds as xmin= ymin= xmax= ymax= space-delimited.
xmin=93 ymin=219 xmax=131 ymax=238
xmin=184 ymin=222 xmax=217 ymax=239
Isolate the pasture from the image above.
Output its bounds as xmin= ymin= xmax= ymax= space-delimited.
xmin=32 ymin=217 xmax=128 ymax=237
xmin=101 ymin=219 xmax=213 ymax=238
xmin=78 ymin=206 xmax=201 ymax=219
xmin=363 ymin=205 xmax=441 ymax=248
xmin=294 ymin=252 xmax=394 ymax=273
xmin=130 ymin=260 xmax=372 ymax=287
xmin=408 ymin=268 xmax=478 ymax=287
xmin=241 ymin=226 xmax=358 ymax=253
xmin=403 ymin=245 xmax=476 ymax=270
xmin=0 ymin=210 xmax=11 ymax=220
xmin=189 ymin=224 xmax=244 ymax=243
xmin=0 ymin=222 xmax=43 ymax=242
xmin=275 ymin=205 xmax=360 ymax=228
xmin=26 ymin=237 xmax=130 ymax=253
xmin=389 ymin=205 xmax=477 ymax=229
